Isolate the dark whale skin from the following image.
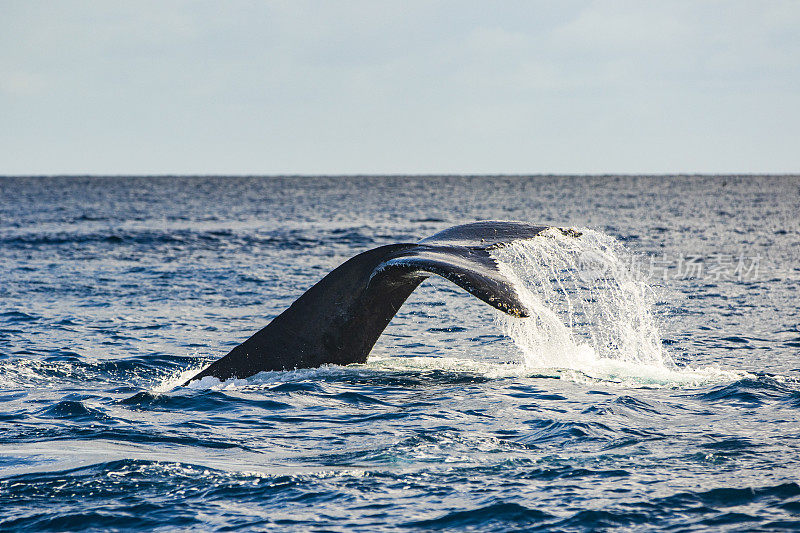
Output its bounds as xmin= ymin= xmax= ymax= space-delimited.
xmin=185 ymin=221 xmax=566 ymax=384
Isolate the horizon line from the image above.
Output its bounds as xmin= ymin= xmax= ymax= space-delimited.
xmin=1 ymin=172 xmax=798 ymax=179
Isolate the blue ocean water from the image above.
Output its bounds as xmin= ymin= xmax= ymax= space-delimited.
xmin=1 ymin=175 xmax=799 ymax=531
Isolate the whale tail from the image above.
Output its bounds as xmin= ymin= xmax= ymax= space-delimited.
xmin=185 ymin=221 xmax=577 ymax=384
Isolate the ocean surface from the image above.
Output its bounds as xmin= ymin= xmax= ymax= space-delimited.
xmin=1 ymin=175 xmax=799 ymax=532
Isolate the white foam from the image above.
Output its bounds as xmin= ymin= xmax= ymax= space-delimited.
xmin=152 ymin=362 xmax=212 ymax=392
xmin=369 ymin=354 xmax=740 ymax=388
xmin=179 ymin=364 xmax=355 ymax=391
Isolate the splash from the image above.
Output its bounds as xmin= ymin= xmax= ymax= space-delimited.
xmin=492 ymin=228 xmax=737 ymax=385
xmin=152 ymin=363 xmax=211 ymax=393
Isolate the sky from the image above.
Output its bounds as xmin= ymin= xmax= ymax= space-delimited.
xmin=1 ymin=0 xmax=798 ymax=175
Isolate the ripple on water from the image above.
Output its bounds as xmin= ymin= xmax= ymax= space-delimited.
xmin=3 ymin=176 xmax=800 ymax=531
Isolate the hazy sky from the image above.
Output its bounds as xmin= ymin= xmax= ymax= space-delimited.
xmin=2 ymin=0 xmax=798 ymax=175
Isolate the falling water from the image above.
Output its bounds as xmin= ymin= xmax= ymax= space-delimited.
xmin=493 ymin=228 xmax=674 ymax=374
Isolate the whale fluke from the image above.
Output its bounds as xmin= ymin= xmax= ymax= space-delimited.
xmin=185 ymin=221 xmax=572 ymax=384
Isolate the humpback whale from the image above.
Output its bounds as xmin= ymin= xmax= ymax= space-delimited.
xmin=185 ymin=221 xmax=576 ymax=384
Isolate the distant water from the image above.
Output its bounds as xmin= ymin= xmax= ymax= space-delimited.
xmin=1 ymin=175 xmax=799 ymax=531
